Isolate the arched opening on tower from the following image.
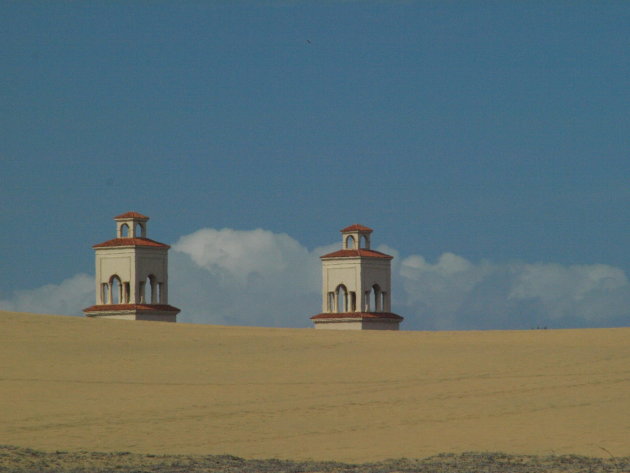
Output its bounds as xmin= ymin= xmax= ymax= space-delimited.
xmin=327 ymin=291 xmax=335 ymax=312
xmin=110 ymin=275 xmax=122 ymax=305
xmin=345 ymin=235 xmax=355 ymax=249
xmin=335 ymin=284 xmax=348 ymax=313
xmin=360 ymin=235 xmax=368 ymax=249
xmin=141 ymin=275 xmax=157 ymax=304
xmin=373 ymin=284 xmax=382 ymax=311
xmin=350 ymin=291 xmax=357 ymax=312
xmin=120 ymin=224 xmax=129 ymax=238
xmin=365 ymin=284 xmax=382 ymax=312
xmin=135 ymin=222 xmax=144 ymax=238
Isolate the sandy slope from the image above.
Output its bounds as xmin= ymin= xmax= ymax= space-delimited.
xmin=1 ymin=311 xmax=629 ymax=462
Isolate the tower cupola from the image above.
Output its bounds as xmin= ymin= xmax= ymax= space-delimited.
xmin=341 ymin=224 xmax=372 ymax=250
xmin=114 ymin=211 xmax=148 ymax=238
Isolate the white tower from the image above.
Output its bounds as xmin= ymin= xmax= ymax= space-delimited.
xmin=83 ymin=212 xmax=180 ymax=322
xmin=310 ymin=224 xmax=403 ymax=330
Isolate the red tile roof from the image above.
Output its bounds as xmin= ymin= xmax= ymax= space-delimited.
xmin=84 ymin=304 xmax=180 ymax=313
xmin=93 ymin=238 xmax=170 ymax=249
xmin=320 ymin=248 xmax=392 ymax=259
xmin=114 ymin=211 xmax=149 ymax=220
xmin=340 ymin=224 xmax=373 ymax=233
xmin=310 ymin=312 xmax=403 ymax=320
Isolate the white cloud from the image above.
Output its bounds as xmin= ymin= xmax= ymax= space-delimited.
xmin=0 ymin=273 xmax=94 ymax=316
xmin=397 ymin=253 xmax=496 ymax=329
xmin=170 ymin=228 xmax=324 ymax=327
xmin=398 ymin=254 xmax=630 ymax=330
xmin=508 ymin=263 xmax=630 ymax=323
xmin=3 ymin=228 xmax=629 ymax=330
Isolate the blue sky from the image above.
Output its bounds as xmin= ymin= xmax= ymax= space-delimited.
xmin=2 ymin=2 xmax=629 ymax=329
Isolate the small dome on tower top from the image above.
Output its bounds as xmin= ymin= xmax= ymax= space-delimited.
xmin=114 ymin=211 xmax=149 ymax=220
xmin=340 ymin=224 xmax=372 ymax=233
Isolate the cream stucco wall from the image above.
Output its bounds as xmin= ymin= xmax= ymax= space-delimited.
xmin=94 ymin=246 xmax=169 ymax=305
xmin=321 ymin=257 xmax=392 ymax=313
xmin=312 ymin=320 xmax=364 ymax=330
xmin=312 ymin=319 xmax=400 ymax=331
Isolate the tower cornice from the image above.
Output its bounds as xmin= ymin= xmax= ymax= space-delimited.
xmin=320 ymin=248 xmax=392 ymax=259
xmin=92 ymin=237 xmax=170 ymax=249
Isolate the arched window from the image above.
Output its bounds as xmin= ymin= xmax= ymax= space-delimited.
xmin=372 ymin=284 xmax=381 ymax=312
xmin=360 ymin=235 xmax=368 ymax=249
xmin=327 ymin=292 xmax=335 ymax=312
xmin=345 ymin=235 xmax=355 ymax=249
xmin=366 ymin=284 xmax=382 ymax=312
xmin=143 ymin=275 xmax=156 ymax=304
xmin=336 ymin=284 xmax=348 ymax=313
xmin=120 ymin=224 xmax=129 ymax=238
xmin=110 ymin=275 xmax=122 ymax=305
xmin=135 ymin=222 xmax=144 ymax=238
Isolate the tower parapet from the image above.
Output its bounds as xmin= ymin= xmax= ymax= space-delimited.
xmin=83 ymin=212 xmax=180 ymax=322
xmin=310 ymin=224 xmax=403 ymax=330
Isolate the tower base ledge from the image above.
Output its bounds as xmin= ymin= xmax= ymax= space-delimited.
xmin=310 ymin=312 xmax=403 ymax=331
xmin=83 ymin=304 xmax=180 ymax=322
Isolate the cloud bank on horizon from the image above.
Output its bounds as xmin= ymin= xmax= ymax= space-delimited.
xmin=2 ymin=227 xmax=629 ymax=330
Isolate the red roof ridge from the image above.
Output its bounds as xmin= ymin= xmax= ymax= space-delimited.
xmin=114 ymin=211 xmax=149 ymax=220
xmin=93 ymin=237 xmax=169 ymax=249
xmin=320 ymin=248 xmax=392 ymax=259
xmin=341 ymin=224 xmax=373 ymax=233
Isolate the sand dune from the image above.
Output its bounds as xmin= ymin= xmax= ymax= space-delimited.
xmin=1 ymin=311 xmax=629 ymax=462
